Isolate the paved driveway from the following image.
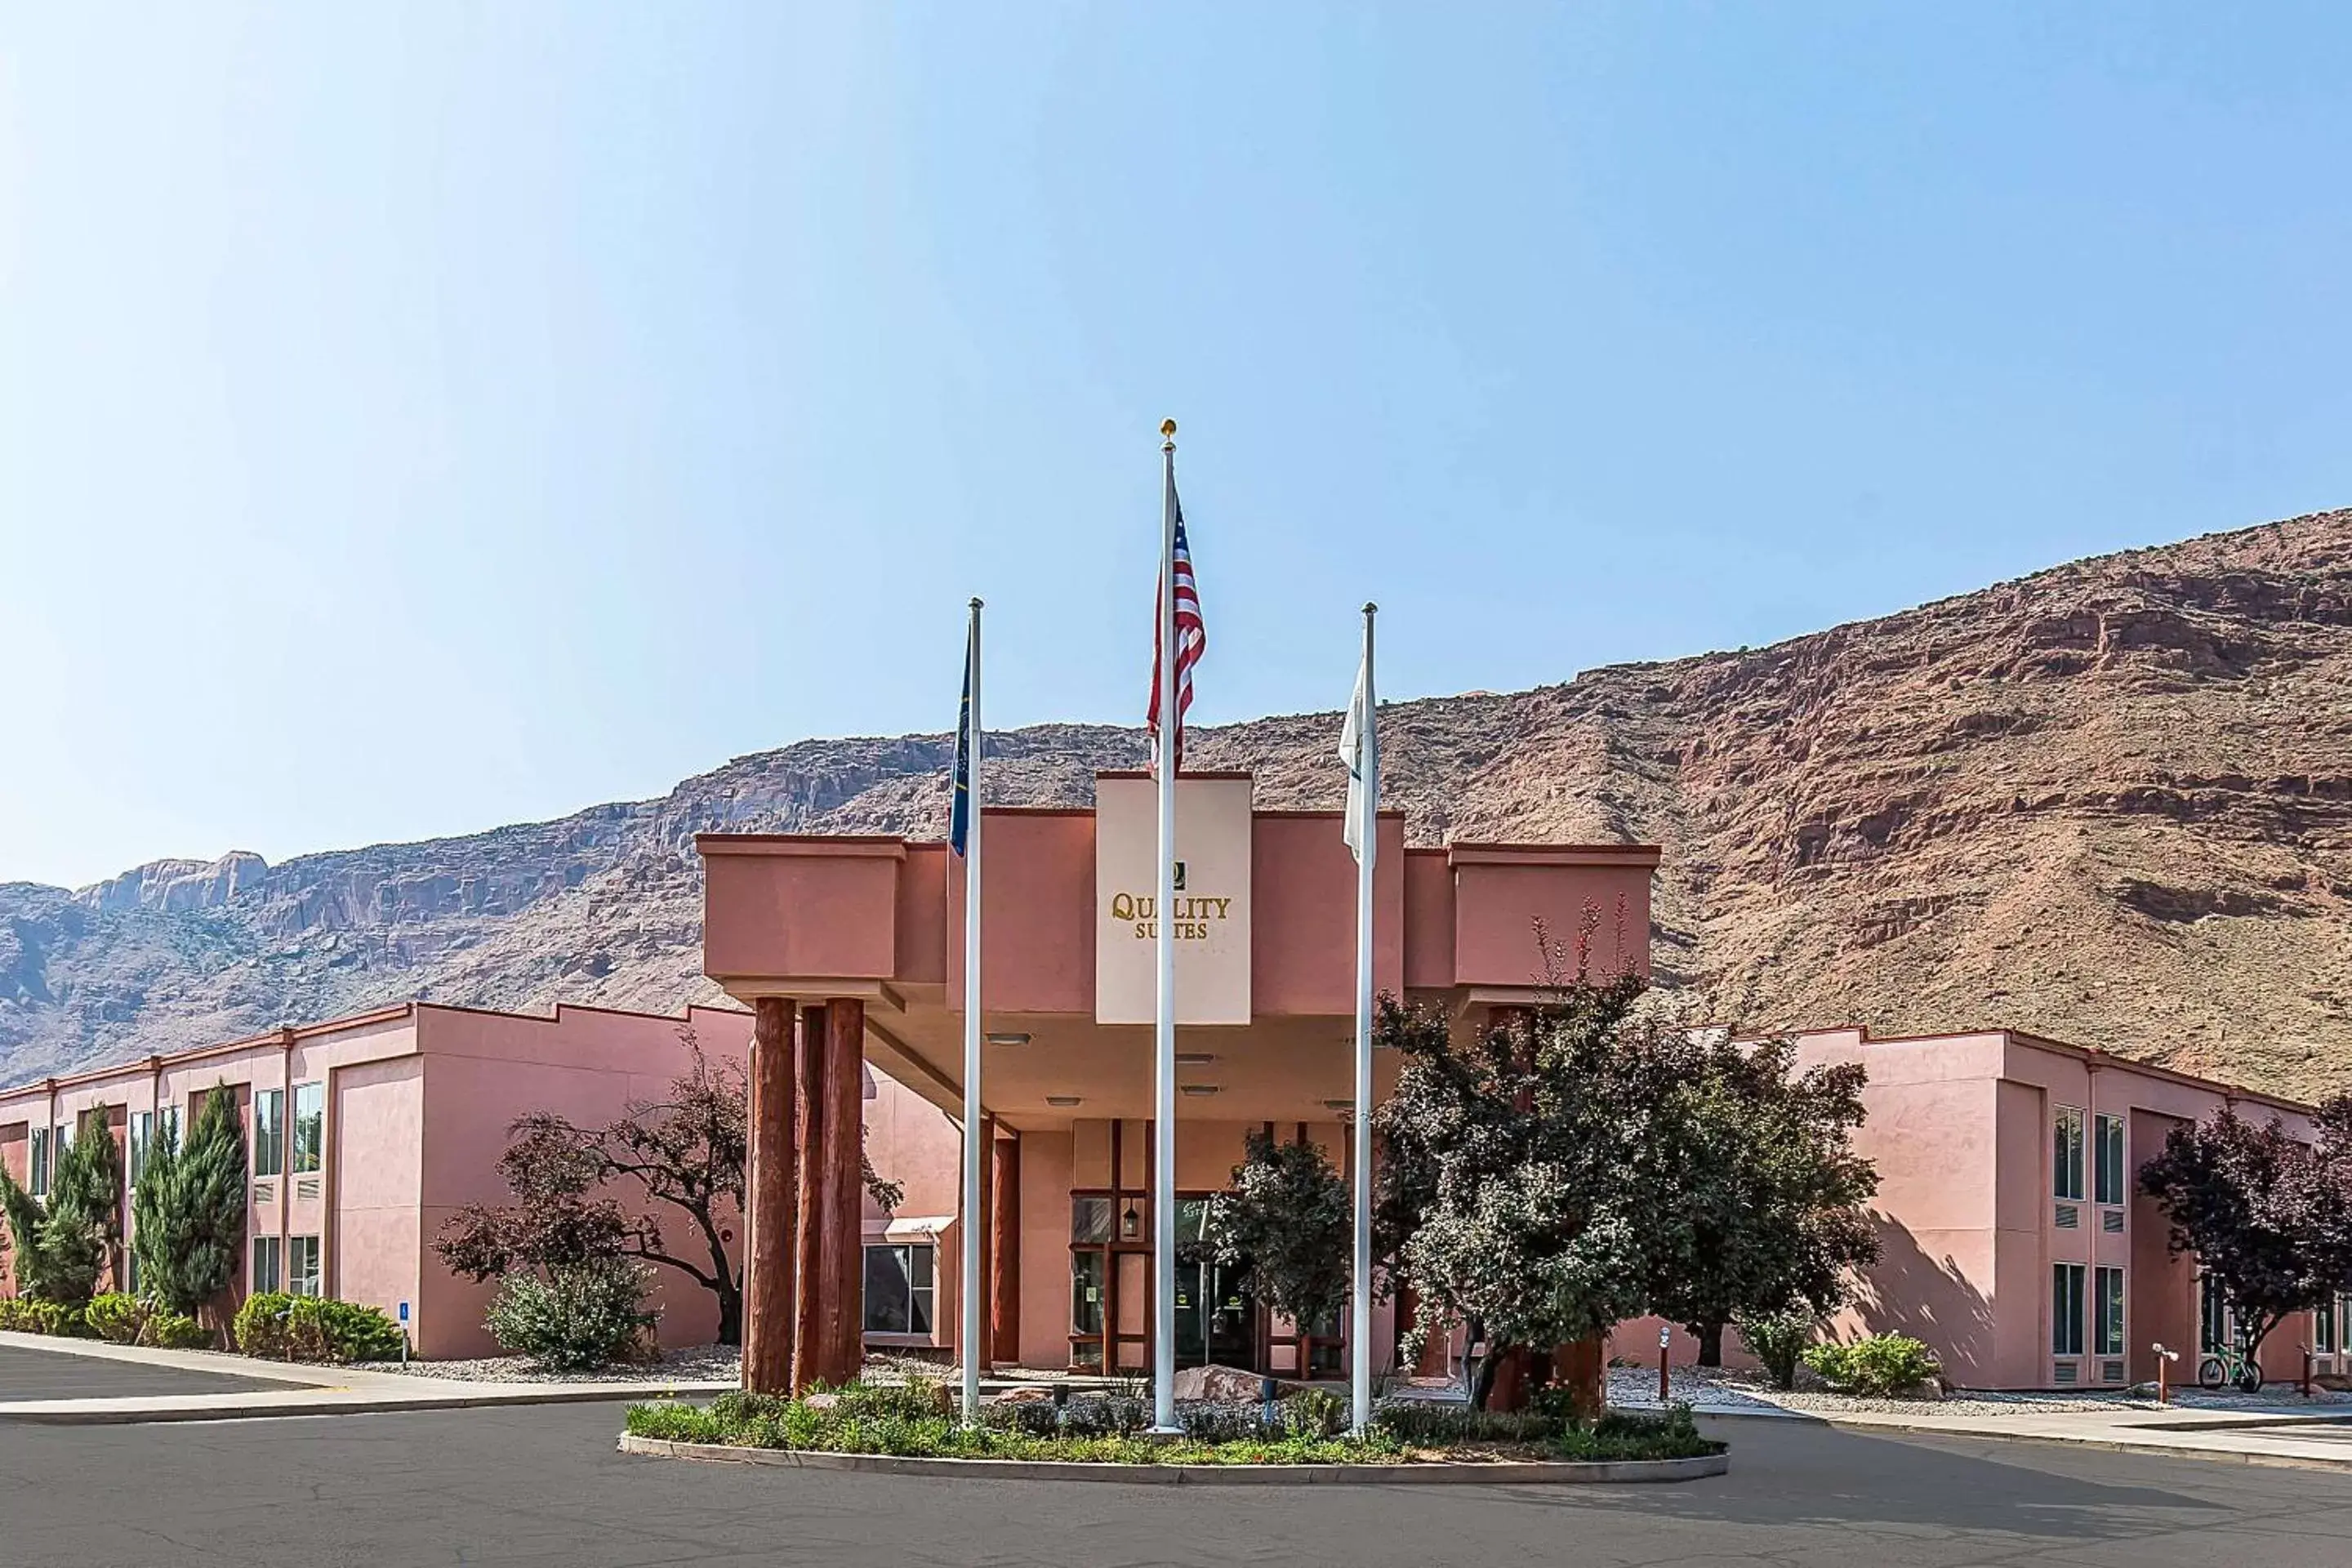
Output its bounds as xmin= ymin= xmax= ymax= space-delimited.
xmin=4 ymin=1401 xmax=2352 ymax=1566
xmin=0 ymin=1343 xmax=277 ymax=1401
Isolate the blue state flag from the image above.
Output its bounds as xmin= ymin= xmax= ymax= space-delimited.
xmin=950 ymin=638 xmax=973 ymax=857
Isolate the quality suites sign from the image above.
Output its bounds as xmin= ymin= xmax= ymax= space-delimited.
xmin=1094 ymin=775 xmax=1253 ymax=1024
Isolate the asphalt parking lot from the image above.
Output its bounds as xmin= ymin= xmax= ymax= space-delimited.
xmin=0 ymin=1343 xmax=278 ymax=1401
xmin=6 ymin=1400 xmax=2352 ymax=1567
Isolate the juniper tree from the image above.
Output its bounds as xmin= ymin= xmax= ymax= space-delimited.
xmin=1 ymin=1116 xmax=127 ymax=1305
xmin=131 ymin=1087 xmax=249 ymax=1318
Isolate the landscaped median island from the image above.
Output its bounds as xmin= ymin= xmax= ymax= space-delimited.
xmin=620 ymin=1379 xmax=1727 ymax=1481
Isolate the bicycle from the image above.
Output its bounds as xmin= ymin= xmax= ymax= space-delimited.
xmin=2196 ymin=1340 xmax=2264 ymax=1393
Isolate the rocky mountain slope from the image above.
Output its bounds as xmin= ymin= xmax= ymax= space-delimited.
xmin=5 ymin=509 xmax=2347 ymax=1099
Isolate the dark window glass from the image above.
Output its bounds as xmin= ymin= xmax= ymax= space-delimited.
xmin=1071 ymin=1196 xmax=1115 ymax=1245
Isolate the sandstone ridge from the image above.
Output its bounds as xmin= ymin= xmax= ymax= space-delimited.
xmin=3 ymin=508 xmax=2345 ymax=1100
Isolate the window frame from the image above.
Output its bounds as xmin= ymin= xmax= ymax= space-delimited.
xmin=288 ymin=1235 xmax=322 ymax=1298
xmin=2093 ymin=1113 xmax=2127 ymax=1207
xmin=2052 ymin=1106 xmax=2087 ymax=1202
xmin=252 ymin=1235 xmax=283 ymax=1295
xmin=29 ymin=1125 xmax=49 ymax=1196
xmin=861 ymin=1241 xmax=935 ymax=1337
xmin=291 ymin=1081 xmax=325 ymax=1174
xmin=2319 ymin=1295 xmax=2338 ymax=1356
xmin=130 ymin=1110 xmax=154 ymax=1187
xmin=253 ymin=1088 xmax=287 ymax=1178
xmin=2052 ymin=1262 xmax=2087 ymax=1357
xmin=2093 ymin=1266 xmax=2126 ymax=1357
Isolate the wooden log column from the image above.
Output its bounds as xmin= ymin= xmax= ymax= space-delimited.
xmin=822 ymin=997 xmax=866 ymax=1383
xmin=989 ymin=1128 xmax=1020 ymax=1367
xmin=742 ymin=997 xmax=798 ymax=1396
xmin=791 ymin=1004 xmax=828 ymax=1392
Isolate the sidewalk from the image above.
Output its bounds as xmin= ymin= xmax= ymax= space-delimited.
xmin=1608 ymin=1377 xmax=2352 ymax=1472
xmin=0 ymin=1332 xmax=731 ymax=1424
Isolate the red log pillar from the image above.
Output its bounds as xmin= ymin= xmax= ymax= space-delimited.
xmin=791 ymin=1004 xmax=826 ymax=1392
xmin=1552 ymin=1337 xmax=1606 ymax=1423
xmin=990 ymin=1129 xmax=1020 ymax=1367
xmin=823 ymin=997 xmax=866 ymax=1383
xmin=742 ymin=997 xmax=798 ymax=1395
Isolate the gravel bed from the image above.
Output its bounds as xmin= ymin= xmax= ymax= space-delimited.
xmin=1606 ymin=1364 xmax=2352 ymax=1419
xmin=371 ymin=1345 xmax=742 ymax=1385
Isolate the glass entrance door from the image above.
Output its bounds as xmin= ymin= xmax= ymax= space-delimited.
xmin=1174 ymin=1198 xmax=1256 ymax=1370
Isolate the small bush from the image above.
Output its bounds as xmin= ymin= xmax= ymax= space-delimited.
xmin=0 ymin=1296 xmax=82 ymax=1336
xmin=1802 ymin=1334 xmax=1940 ymax=1396
xmin=1282 ymin=1388 xmax=1348 ymax=1440
xmin=485 ymin=1260 xmax=656 ymax=1370
xmin=85 ymin=1292 xmax=145 ymax=1344
xmin=144 ymin=1310 xmax=212 ymax=1350
xmin=233 ymin=1293 xmax=407 ymax=1363
xmin=1374 ymin=1402 xmax=1561 ymax=1446
xmin=1735 ymin=1307 xmax=1817 ymax=1392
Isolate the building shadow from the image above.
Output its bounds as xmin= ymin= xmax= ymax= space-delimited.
xmin=1493 ymin=1419 xmax=2239 ymax=1543
xmin=1843 ymin=1214 xmax=2000 ymax=1388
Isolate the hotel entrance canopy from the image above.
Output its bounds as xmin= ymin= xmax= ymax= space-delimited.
xmin=697 ymin=772 xmax=1659 ymax=1130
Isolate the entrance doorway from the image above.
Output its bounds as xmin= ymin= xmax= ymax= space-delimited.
xmin=1174 ymin=1197 xmax=1254 ymax=1370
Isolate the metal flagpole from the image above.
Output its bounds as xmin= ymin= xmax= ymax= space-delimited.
xmin=960 ymin=599 xmax=985 ymax=1424
xmin=1152 ymin=421 xmax=1180 ymax=1432
xmin=1351 ymin=603 xmax=1379 ymax=1436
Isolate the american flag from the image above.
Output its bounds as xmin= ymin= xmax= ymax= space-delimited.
xmin=1147 ymin=496 xmax=1205 ymax=773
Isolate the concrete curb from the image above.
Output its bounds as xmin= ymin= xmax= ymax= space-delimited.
xmin=614 ymin=1432 xmax=1731 ymax=1486
xmin=0 ymin=1382 xmax=737 ymax=1426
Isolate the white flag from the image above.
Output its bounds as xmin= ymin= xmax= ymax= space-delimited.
xmin=1339 ymin=653 xmax=1373 ymax=865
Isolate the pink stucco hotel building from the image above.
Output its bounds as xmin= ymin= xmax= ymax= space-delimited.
xmin=6 ymin=770 xmax=2341 ymax=1388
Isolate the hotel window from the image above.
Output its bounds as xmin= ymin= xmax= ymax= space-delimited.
xmin=253 ymin=1089 xmax=286 ymax=1178
xmin=2052 ymin=1107 xmax=2086 ymax=1201
xmin=252 ymin=1236 xmax=283 ymax=1294
xmin=2051 ymin=1263 xmax=2087 ymax=1357
xmin=2094 ymin=1267 xmax=2125 ymax=1357
xmin=289 ymin=1236 xmax=322 ymax=1298
xmin=2320 ymin=1297 xmax=2339 ymax=1356
xmin=55 ymin=1120 xmax=73 ymax=1154
xmin=29 ymin=1126 xmax=49 ymax=1196
xmin=2199 ymin=1274 xmax=2230 ymax=1355
xmin=861 ymin=1243 xmax=933 ymax=1335
xmin=130 ymin=1111 xmax=153 ymax=1186
xmin=292 ymin=1082 xmax=324 ymax=1174
xmin=2094 ymin=1114 xmax=2127 ymax=1206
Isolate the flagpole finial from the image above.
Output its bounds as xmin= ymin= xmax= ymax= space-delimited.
xmin=1363 ymin=601 xmax=1378 ymax=616
xmin=1160 ymin=418 xmax=1176 ymax=452
xmin=969 ymin=597 xmax=983 ymax=612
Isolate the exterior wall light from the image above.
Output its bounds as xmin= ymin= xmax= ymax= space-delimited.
xmin=1178 ymin=1084 xmax=1220 ymax=1097
xmin=1121 ymin=1204 xmax=1141 ymax=1239
xmin=1322 ymin=1098 xmax=1353 ymax=1111
xmin=1174 ymin=1052 xmax=1217 ymax=1066
xmin=984 ymin=1032 xmax=1031 ymax=1047
xmin=1046 ymin=1095 xmax=1082 ymax=1107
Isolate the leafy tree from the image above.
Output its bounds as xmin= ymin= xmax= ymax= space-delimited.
xmin=2140 ymin=1101 xmax=2352 ymax=1362
xmin=437 ymin=1034 xmax=902 ymax=1345
xmin=1205 ymin=1129 xmax=1353 ymax=1359
xmin=1643 ymin=1033 xmax=1880 ymax=1365
xmin=2 ymin=1116 xmax=127 ymax=1305
xmin=130 ymin=1086 xmax=249 ymax=1319
xmin=1374 ymin=972 xmax=1687 ymax=1410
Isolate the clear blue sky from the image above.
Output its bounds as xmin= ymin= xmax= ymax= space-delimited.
xmin=5 ymin=4 xmax=2348 ymax=890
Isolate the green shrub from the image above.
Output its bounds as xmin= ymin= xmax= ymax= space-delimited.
xmin=1802 ymin=1333 xmax=1940 ymax=1396
xmin=85 ymin=1292 xmax=145 ymax=1344
xmin=1282 ymin=1388 xmax=1348 ymax=1440
xmin=1550 ymin=1405 xmax=1717 ymax=1462
xmin=232 ymin=1293 xmax=406 ymax=1362
xmin=1735 ymin=1306 xmax=1818 ymax=1392
xmin=1374 ymin=1402 xmax=1561 ymax=1446
xmin=144 ymin=1310 xmax=212 ymax=1350
xmin=0 ymin=1297 xmax=63 ymax=1334
xmin=484 ymin=1260 xmax=655 ymax=1370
